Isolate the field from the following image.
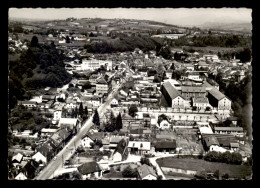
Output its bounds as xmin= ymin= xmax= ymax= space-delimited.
xmin=157 ymin=157 xmax=252 ymax=179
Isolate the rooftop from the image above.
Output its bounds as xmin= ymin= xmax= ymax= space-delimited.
xmin=181 ymin=86 xmax=206 ymax=93
xmin=208 ymin=88 xmax=227 ymax=101
xmin=162 ymin=82 xmax=183 ymax=100
xmin=137 ymin=164 xmax=157 ymax=179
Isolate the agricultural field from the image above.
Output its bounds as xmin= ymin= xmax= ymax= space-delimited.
xmin=157 ymin=157 xmax=252 ymax=179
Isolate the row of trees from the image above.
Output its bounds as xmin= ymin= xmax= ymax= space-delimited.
xmin=83 ymin=36 xmax=163 ymax=54
xmin=103 ymin=112 xmax=123 ymax=132
xmin=204 ymin=151 xmax=243 ymax=165
xmin=172 ymin=35 xmax=251 ymax=48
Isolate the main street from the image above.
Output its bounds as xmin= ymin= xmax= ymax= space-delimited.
xmin=35 ymin=69 xmax=130 ymax=180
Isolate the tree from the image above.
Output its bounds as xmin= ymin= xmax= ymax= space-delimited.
xmin=66 ymin=36 xmax=70 ymax=43
xmin=129 ymin=104 xmax=138 ymax=117
xmin=140 ymin=157 xmax=150 ymax=165
xmin=213 ymin=170 xmax=220 ymax=179
xmin=222 ymin=173 xmax=229 ymax=180
xmin=115 ymin=113 xmax=123 ymax=131
xmin=78 ymin=102 xmax=84 ymax=118
xmin=82 ymin=106 xmax=88 ymax=120
xmin=170 ymin=63 xmax=175 ymax=70
xmin=129 ymin=135 xmax=134 ymax=141
xmin=82 ymin=81 xmax=92 ymax=90
xmin=231 ymin=152 xmax=243 ymax=165
xmin=92 ymin=109 xmax=100 ymax=127
xmin=30 ymin=36 xmax=38 ymax=47
xmin=122 ymin=165 xmax=137 ymax=178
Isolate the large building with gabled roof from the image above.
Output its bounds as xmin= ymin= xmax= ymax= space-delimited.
xmin=208 ymin=88 xmax=231 ymax=110
xmin=161 ymin=82 xmax=186 ymax=108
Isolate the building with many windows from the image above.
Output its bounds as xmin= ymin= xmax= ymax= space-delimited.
xmin=208 ymin=88 xmax=231 ymax=110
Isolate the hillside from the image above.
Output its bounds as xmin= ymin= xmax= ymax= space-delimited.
xmin=8 ymin=39 xmax=72 ymax=109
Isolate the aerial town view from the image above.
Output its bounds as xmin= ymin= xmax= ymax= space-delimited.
xmin=8 ymin=8 xmax=252 ymax=180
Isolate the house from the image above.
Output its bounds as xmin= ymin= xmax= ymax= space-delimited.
xmin=41 ymin=128 xmax=58 ymax=137
xmin=58 ymin=118 xmax=81 ymax=131
xmin=21 ymin=160 xmax=39 ymax=179
xmin=12 ymin=153 xmax=23 ymax=163
xmin=188 ymin=72 xmax=203 ymax=82
xmin=77 ymin=162 xmax=102 ymax=179
xmin=96 ymin=76 xmax=110 ymax=95
xmin=128 ymin=141 xmax=151 ymax=155
xmin=214 ymin=127 xmax=244 ymax=137
xmin=89 ymin=73 xmax=100 ymax=85
xmin=227 ymin=116 xmax=238 ymax=126
xmin=112 ymin=138 xmax=129 ymax=162
xmin=81 ymin=135 xmax=94 ymax=148
xmin=52 ymin=109 xmax=62 ymax=124
xmin=32 ymin=152 xmax=47 ymax=164
xmin=42 ymin=95 xmax=56 ymax=103
xmin=165 ymin=69 xmax=172 ymax=79
xmin=36 ymin=142 xmax=54 ymax=162
xmin=110 ymin=98 xmax=119 ymax=107
xmin=208 ymin=88 xmax=232 ymax=110
xmin=119 ymin=89 xmax=128 ymax=97
xmin=192 ymin=97 xmax=209 ymax=110
xmin=158 ymin=120 xmax=171 ymax=130
xmin=154 ymin=140 xmax=177 ymax=153
xmin=181 ymin=86 xmax=206 ymax=101
xmin=15 ymin=172 xmax=27 ymax=180
xmin=17 ymin=101 xmax=37 ymax=108
xmin=202 ymin=134 xmax=238 ymax=150
xmin=203 ymin=136 xmax=221 ymax=152
xmin=161 ymin=82 xmax=186 ymax=108
xmin=137 ymin=164 xmax=157 ymax=180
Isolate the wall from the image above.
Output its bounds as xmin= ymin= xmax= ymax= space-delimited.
xmin=161 ymin=167 xmax=197 ymax=175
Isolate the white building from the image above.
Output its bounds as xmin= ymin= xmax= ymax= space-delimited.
xmin=15 ymin=172 xmax=27 ymax=180
xmin=81 ymin=59 xmax=112 ymax=71
xmin=159 ymin=120 xmax=171 ymax=129
xmin=32 ymin=152 xmax=47 ymax=164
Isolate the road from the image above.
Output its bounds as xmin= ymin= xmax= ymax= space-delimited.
xmin=35 ymin=70 xmax=130 ymax=180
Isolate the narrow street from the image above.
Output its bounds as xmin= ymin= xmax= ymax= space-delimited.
xmin=34 ymin=70 xmax=129 ymax=180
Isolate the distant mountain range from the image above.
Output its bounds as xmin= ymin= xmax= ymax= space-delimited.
xmin=199 ymin=22 xmax=252 ymax=32
xmin=9 ymin=16 xmax=252 ymax=33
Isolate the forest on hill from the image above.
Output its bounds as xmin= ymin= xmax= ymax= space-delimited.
xmin=9 ymin=36 xmax=72 ymax=110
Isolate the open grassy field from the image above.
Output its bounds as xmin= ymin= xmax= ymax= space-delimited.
xmin=157 ymin=157 xmax=252 ymax=178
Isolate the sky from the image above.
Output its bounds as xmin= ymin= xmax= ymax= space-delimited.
xmin=9 ymin=8 xmax=252 ymax=26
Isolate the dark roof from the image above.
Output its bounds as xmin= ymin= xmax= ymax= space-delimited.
xmin=42 ymin=95 xmax=55 ymax=100
xmin=181 ymin=86 xmax=206 ymax=93
xmin=155 ymin=140 xmax=176 ymax=149
xmin=227 ymin=116 xmax=238 ymax=121
xmin=214 ymin=127 xmax=243 ymax=132
xmin=77 ymin=162 xmax=101 ymax=174
xmin=85 ymin=132 xmax=104 ymax=141
xmin=162 ymin=82 xmax=184 ymax=100
xmin=204 ymin=136 xmax=219 ymax=148
xmin=114 ymin=138 xmax=128 ymax=160
xmin=57 ymin=128 xmax=71 ymax=140
xmin=208 ymin=88 xmax=230 ymax=101
xmin=96 ymin=76 xmax=107 ymax=84
xmin=202 ymin=134 xmax=237 ymax=147
xmin=22 ymin=160 xmax=39 ymax=179
xmin=36 ymin=142 xmax=53 ymax=157
xmin=137 ymin=164 xmax=157 ymax=179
